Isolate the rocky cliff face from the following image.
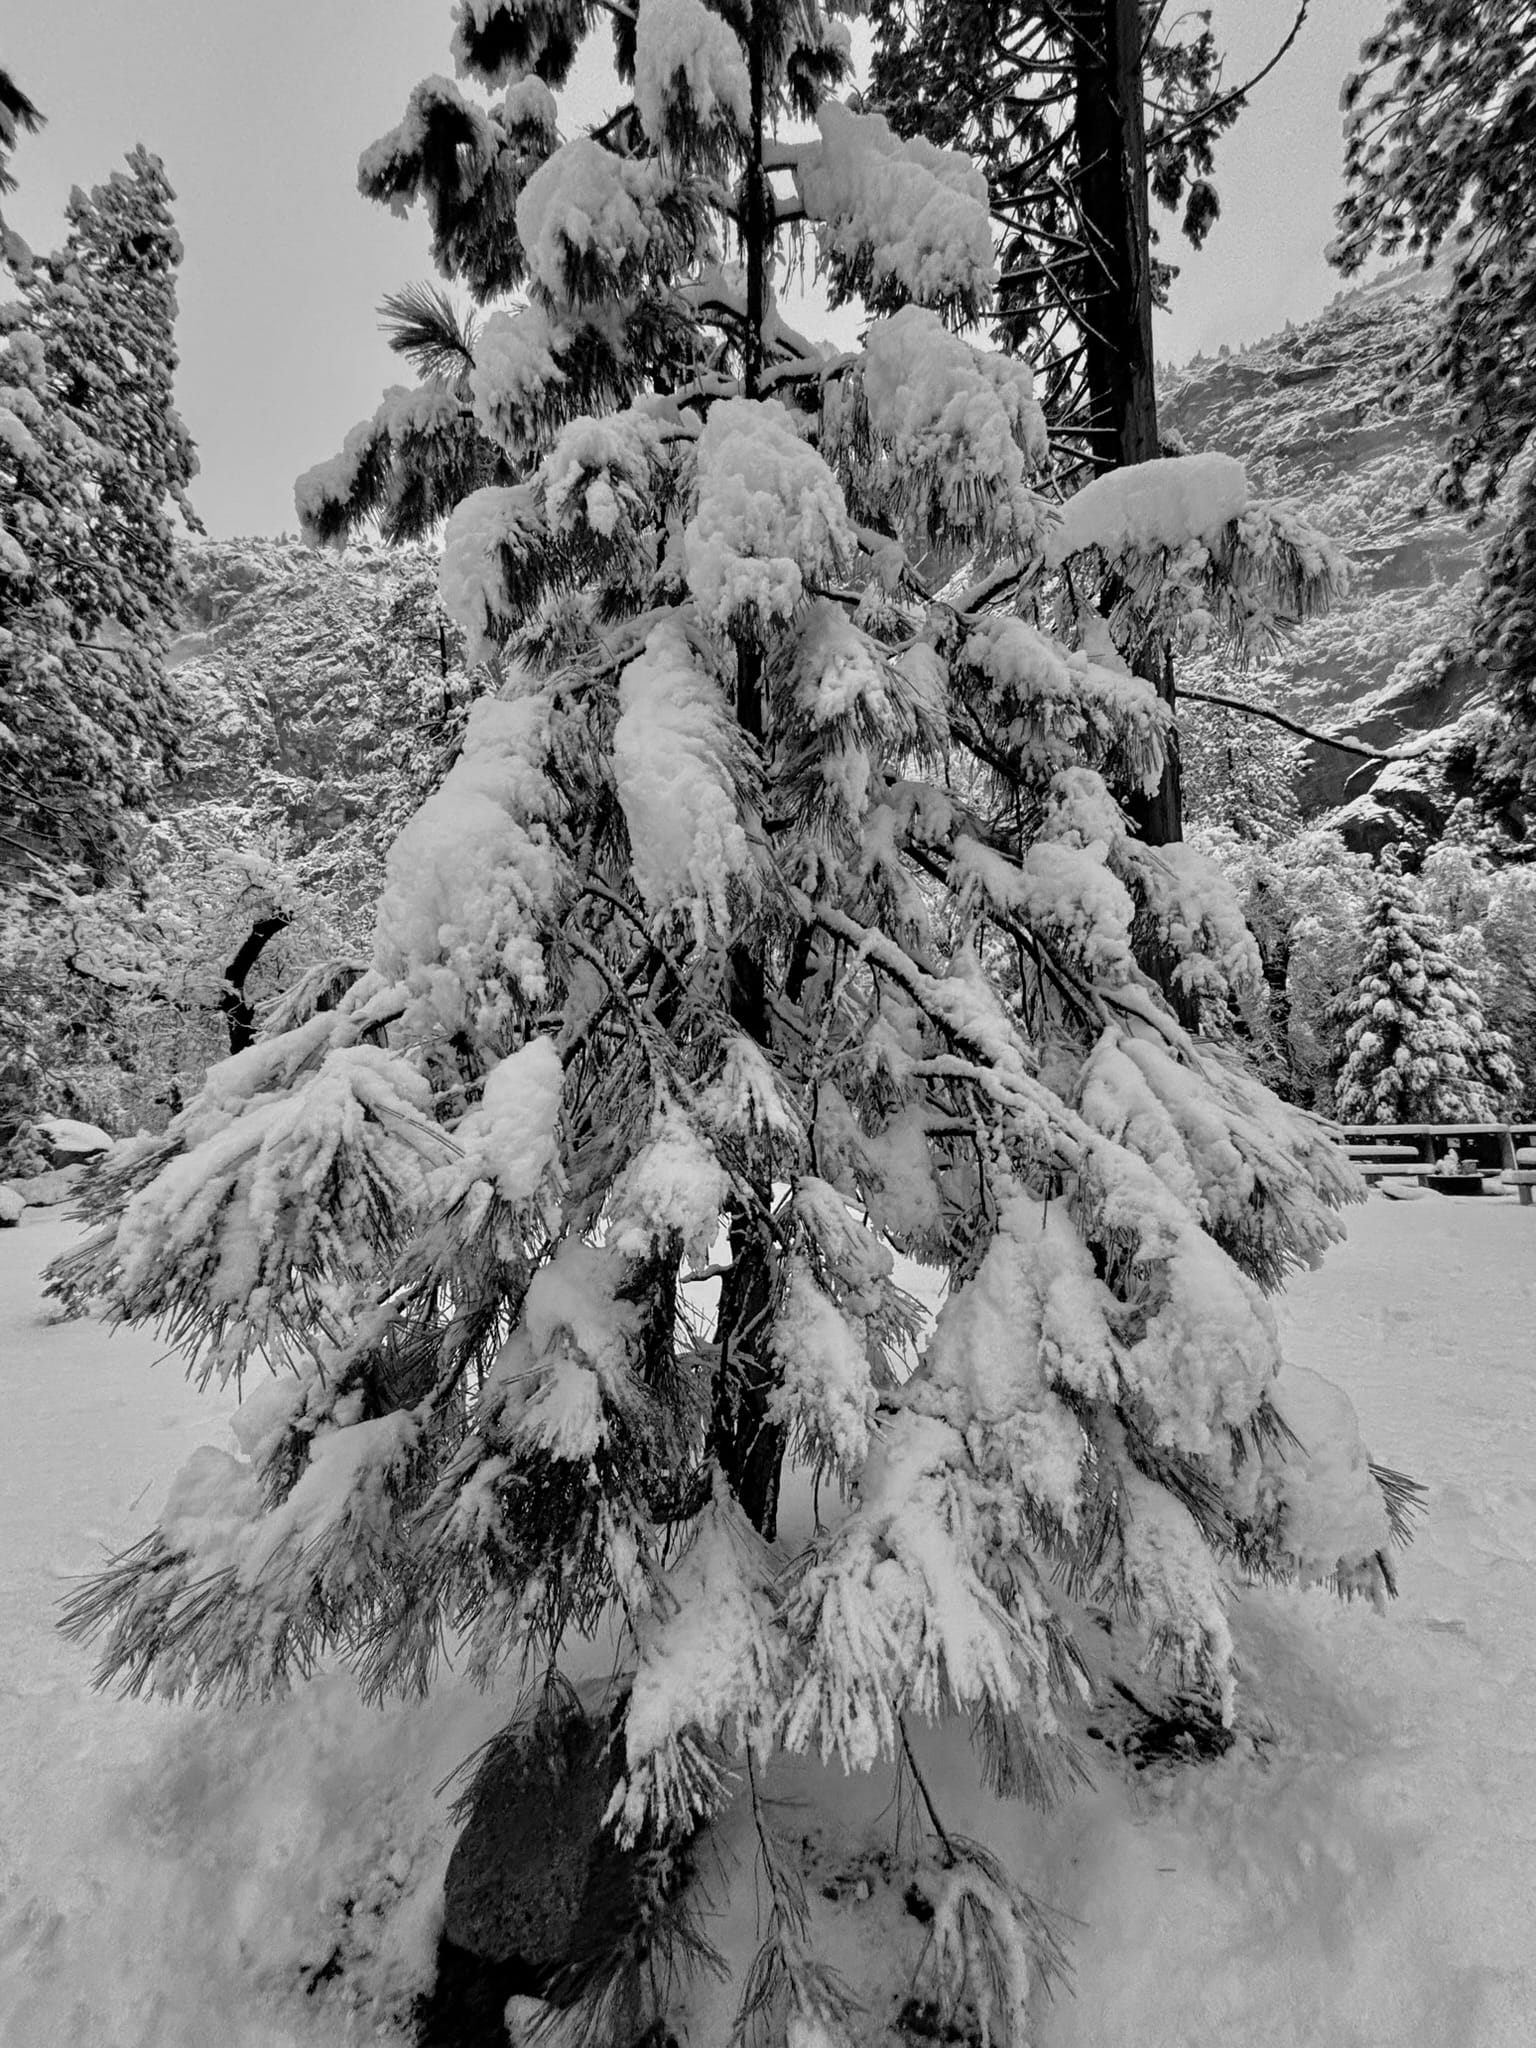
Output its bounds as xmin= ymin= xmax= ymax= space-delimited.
xmin=1162 ymin=262 xmax=1501 ymax=849
xmin=168 ymin=537 xmax=467 ymax=851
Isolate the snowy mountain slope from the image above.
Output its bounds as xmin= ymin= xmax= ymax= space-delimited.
xmin=5 ymin=1196 xmax=1536 ymax=2047
xmin=168 ymin=536 xmax=471 ymax=851
xmin=1162 ymin=262 xmax=1499 ymax=843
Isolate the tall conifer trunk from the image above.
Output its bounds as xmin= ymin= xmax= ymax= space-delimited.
xmin=713 ymin=4 xmax=786 ymax=1539
xmin=1072 ymin=0 xmax=1183 ymax=852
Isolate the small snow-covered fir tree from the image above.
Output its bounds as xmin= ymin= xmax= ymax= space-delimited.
xmin=54 ymin=6 xmax=1415 ymax=2039
xmin=1333 ymin=847 xmax=1516 ymax=1125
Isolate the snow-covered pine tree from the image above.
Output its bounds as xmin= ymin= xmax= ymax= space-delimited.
xmin=0 ymin=146 xmax=199 ymax=882
xmin=1333 ymin=847 xmax=1516 ymax=1126
xmin=55 ymin=5 xmax=1415 ymax=2038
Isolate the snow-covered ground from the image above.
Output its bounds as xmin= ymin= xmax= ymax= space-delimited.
xmin=3 ymin=1195 xmax=1534 ymax=2047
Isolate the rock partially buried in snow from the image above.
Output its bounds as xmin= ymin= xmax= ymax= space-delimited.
xmin=4 ymin=1165 xmax=86 ymax=1208
xmin=442 ymin=1702 xmax=622 ymax=1971
xmin=33 ymin=1117 xmax=113 ymax=1165
xmin=0 ymin=1185 xmax=25 ymax=1226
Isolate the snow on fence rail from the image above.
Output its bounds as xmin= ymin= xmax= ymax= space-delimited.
xmin=1325 ymin=1121 xmax=1536 ymax=1205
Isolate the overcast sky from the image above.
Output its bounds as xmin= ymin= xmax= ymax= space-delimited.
xmin=7 ymin=0 xmax=1386 ymax=540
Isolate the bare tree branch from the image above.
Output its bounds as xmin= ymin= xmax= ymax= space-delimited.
xmin=1180 ymin=687 xmax=1436 ymax=764
xmin=1152 ymin=2 xmax=1311 ymax=151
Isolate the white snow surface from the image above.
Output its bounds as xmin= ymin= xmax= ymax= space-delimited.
xmin=32 ymin=1117 xmax=113 ymax=1157
xmin=6 ymin=1196 xmax=1536 ymax=2044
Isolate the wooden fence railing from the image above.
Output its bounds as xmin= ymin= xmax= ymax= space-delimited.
xmin=1326 ymin=1121 xmax=1536 ymax=1206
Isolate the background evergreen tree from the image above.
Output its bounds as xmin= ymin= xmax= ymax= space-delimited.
xmin=1332 ymin=1 xmax=1536 ymax=831
xmin=1332 ymin=848 xmax=1516 ymax=1125
xmin=54 ymin=4 xmax=1413 ymax=2037
xmin=0 ymin=146 xmax=200 ymax=882
xmin=868 ymin=1 xmax=1319 ymax=853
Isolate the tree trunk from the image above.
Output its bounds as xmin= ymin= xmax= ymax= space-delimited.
xmin=220 ymin=913 xmax=289 ymax=1054
xmin=710 ymin=3 xmax=786 ymax=1539
xmin=1072 ymin=0 xmax=1182 ymax=851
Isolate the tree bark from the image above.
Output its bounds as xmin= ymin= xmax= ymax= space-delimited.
xmin=220 ymin=913 xmax=289 ymax=1054
xmin=711 ymin=2 xmax=786 ymax=1539
xmin=1072 ymin=0 xmax=1183 ymax=850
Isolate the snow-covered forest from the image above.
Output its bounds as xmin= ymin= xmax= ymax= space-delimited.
xmin=3 ymin=4 xmax=1535 ymax=2044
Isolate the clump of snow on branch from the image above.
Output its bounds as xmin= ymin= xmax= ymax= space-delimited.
xmin=608 ymin=1103 xmax=728 ymax=1262
xmin=356 ymin=74 xmax=497 ymax=213
xmin=769 ymin=1257 xmax=878 ymax=1477
xmin=959 ymin=614 xmax=1169 ymax=793
xmin=1046 ymin=453 xmax=1250 ymax=566
xmin=911 ymin=1195 xmax=1106 ymax=1527
xmin=108 ymin=1043 xmax=442 ymax=1383
xmin=1127 ymin=837 xmax=1265 ymax=1009
xmin=294 ymin=420 xmax=380 ymax=546
xmin=540 ymin=400 xmax=668 ymax=541
xmin=634 ymin=0 xmax=749 ymax=156
xmin=1264 ymin=1364 xmax=1393 ymax=1592
xmin=1115 ymin=1451 xmax=1237 ymax=1721
xmin=440 ymin=1034 xmax=565 ymax=1205
xmin=684 ymin=398 xmax=854 ymax=634
xmin=484 ymin=1240 xmax=636 ymax=1466
xmin=515 ymin=137 xmax=661 ymax=305
xmin=797 ymin=101 xmax=996 ymax=313
xmin=612 ymin=616 xmax=756 ymax=938
xmin=469 ymin=303 xmax=570 ymax=457
xmin=613 ymin=1490 xmax=784 ymax=1839
xmin=789 ymin=599 xmax=890 ymax=728
xmin=438 ymin=484 xmax=541 ymax=657
xmin=373 ymin=691 xmax=557 ymax=1035
xmin=952 ymin=835 xmax=1137 ymax=982
xmin=779 ymin=1409 xmax=1051 ymax=1771
xmin=1077 ymin=1136 xmax=1282 ymax=1456
xmin=850 ymin=306 xmax=1048 ymax=553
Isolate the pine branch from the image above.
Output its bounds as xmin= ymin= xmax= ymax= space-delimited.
xmin=1179 ymin=687 xmax=1438 ymax=764
xmin=1152 ymin=3 xmax=1312 ymax=152
xmin=377 ymin=281 xmax=479 ymax=383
